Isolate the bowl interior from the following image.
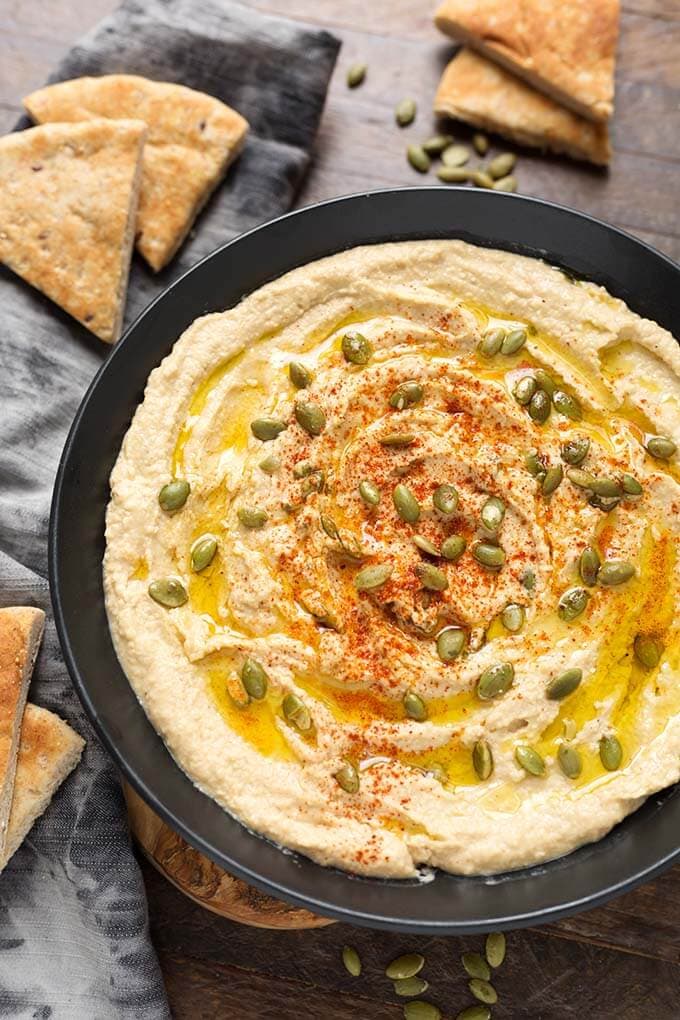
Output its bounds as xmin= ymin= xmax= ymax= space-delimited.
xmin=50 ymin=188 xmax=680 ymax=933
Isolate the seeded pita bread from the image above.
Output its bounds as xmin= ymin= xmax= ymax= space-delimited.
xmin=434 ymin=49 xmax=611 ymax=166
xmin=434 ymin=0 xmax=620 ymax=123
xmin=0 ymin=608 xmax=44 ymax=854
xmin=0 ymin=703 xmax=84 ymax=872
xmin=24 ymin=75 xmax=249 ymax=272
xmin=0 ymin=119 xmax=145 ymax=343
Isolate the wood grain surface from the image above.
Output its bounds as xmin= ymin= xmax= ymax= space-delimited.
xmin=3 ymin=0 xmax=679 ymax=1015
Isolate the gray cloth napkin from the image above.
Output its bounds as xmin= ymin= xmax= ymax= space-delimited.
xmin=0 ymin=2 xmax=339 ymax=1016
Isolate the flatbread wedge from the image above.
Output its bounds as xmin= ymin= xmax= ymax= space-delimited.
xmin=0 ymin=119 xmax=146 ymax=343
xmin=0 ymin=704 xmax=84 ymax=872
xmin=434 ymin=0 xmax=620 ymax=123
xmin=434 ymin=49 xmax=611 ymax=166
xmin=24 ymin=75 xmax=250 ymax=272
xmin=0 ymin=608 xmax=44 ymax=855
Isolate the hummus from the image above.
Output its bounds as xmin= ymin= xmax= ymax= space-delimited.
xmin=104 ymin=240 xmax=680 ymax=878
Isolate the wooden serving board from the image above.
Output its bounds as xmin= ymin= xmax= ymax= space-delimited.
xmin=123 ymin=781 xmax=334 ymax=929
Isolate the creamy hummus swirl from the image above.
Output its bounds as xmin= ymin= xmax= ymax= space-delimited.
xmin=105 ymin=241 xmax=680 ymax=877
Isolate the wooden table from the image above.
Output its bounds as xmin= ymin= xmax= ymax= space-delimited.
xmin=3 ymin=1 xmax=679 ymax=1016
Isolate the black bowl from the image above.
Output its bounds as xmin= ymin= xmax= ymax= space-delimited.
xmin=49 ymin=188 xmax=680 ymax=933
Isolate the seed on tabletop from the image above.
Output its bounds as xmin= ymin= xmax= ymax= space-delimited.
xmin=346 ymin=63 xmax=367 ymax=88
xmin=396 ymin=98 xmax=417 ymax=126
xmin=473 ymin=132 xmax=489 ymax=155
xmin=407 ymin=144 xmax=430 ymax=173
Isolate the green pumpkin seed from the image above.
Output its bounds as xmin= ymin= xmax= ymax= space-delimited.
xmin=588 ymin=492 xmax=621 ymax=513
xmin=645 ymin=435 xmax=676 ymax=459
xmin=436 ymin=626 xmax=466 ymax=662
xmin=488 ymin=152 xmax=516 ymax=179
xmin=423 ymin=133 xmax=454 ymax=155
xmin=441 ymin=535 xmax=466 ymax=561
xmin=599 ymin=734 xmax=623 ymax=771
xmin=293 ymin=460 xmax=314 ymax=479
xmin=394 ymin=484 xmax=421 ymax=523
xmin=259 ymin=453 xmax=281 ymax=474
xmin=598 ymin=560 xmax=635 ymax=586
xmin=237 ymin=506 xmax=268 ymax=529
xmin=403 ymin=690 xmax=428 ymax=722
xmin=542 ymin=465 xmax=563 ymax=495
xmin=442 ymin=143 xmax=470 ymax=167
xmin=433 ymin=483 xmax=459 ymax=514
xmin=579 ymin=545 xmax=601 ymax=586
xmin=525 ymin=450 xmax=543 ymax=476
xmin=561 ymin=436 xmax=590 ymax=465
xmin=380 ymin=432 xmax=416 ymax=448
xmin=567 ymin=467 xmax=597 ymax=490
xmin=534 ymin=368 xmax=556 ymax=396
xmin=395 ymin=98 xmax=417 ymax=126
xmin=462 ymin=953 xmax=491 ymax=981
xmin=521 ymin=568 xmax=536 ymax=591
xmin=407 ymin=144 xmax=430 ymax=173
xmin=513 ymin=375 xmax=537 ymax=405
xmin=158 ymin=479 xmax=190 ymax=511
xmin=355 ymin=563 xmax=393 ymax=591
xmin=501 ymin=328 xmax=527 ymax=355
xmin=621 ymin=473 xmax=643 ymax=496
xmin=472 ymin=740 xmax=494 ymax=780
xmin=457 ymin=1006 xmax=491 ymax=1020
xmin=472 ymin=542 xmax=506 ymax=570
xmin=552 ymin=390 xmax=582 ymax=420
xmin=403 ymin=1003 xmax=441 ymax=1020
xmin=342 ymin=331 xmax=372 ymax=365
xmin=390 ymin=380 xmax=424 ymax=409
xmin=282 ymin=693 xmax=312 ymax=732
xmin=501 ymin=603 xmax=525 ymax=633
xmin=480 ymin=496 xmax=505 ymax=532
xmin=477 ymin=662 xmax=514 ymax=700
xmin=295 ymin=400 xmax=326 ymax=435
xmin=359 ymin=480 xmax=381 ymax=507
xmin=414 ymin=535 xmax=440 ymax=556
xmin=471 ymin=170 xmax=494 ymax=189
xmin=241 ymin=657 xmax=268 ymax=700
xmin=485 ymin=931 xmax=506 ymax=968
xmin=346 ymin=63 xmax=366 ymax=88
xmin=546 ymin=667 xmax=582 ymax=700
xmin=437 ymin=166 xmax=471 ymax=183
xmin=394 ymin=977 xmax=429 ymax=997
xmin=334 ymin=761 xmax=360 ymax=794
xmin=515 ymin=745 xmax=546 ymax=776
xmin=558 ymin=744 xmax=583 ymax=779
xmin=299 ymin=592 xmax=340 ymax=630
xmin=590 ymin=477 xmax=623 ymax=498
xmin=190 ymin=534 xmax=217 ymax=572
xmin=416 ymin=562 xmax=448 ymax=591
xmin=478 ymin=327 xmax=506 ymax=357
xmin=468 ymin=978 xmax=497 ymax=1005
xmin=633 ymin=634 xmax=661 ymax=669
xmin=148 ymin=577 xmax=188 ymax=608
xmin=558 ymin=586 xmax=590 ymax=621
xmin=251 ymin=417 xmax=288 ymax=441
xmin=492 ymin=174 xmax=517 ymax=192
xmin=528 ymin=389 xmax=551 ymax=422
xmin=342 ymin=945 xmax=361 ymax=976
xmin=301 ymin=469 xmax=325 ymax=496
xmin=473 ymin=132 xmax=489 ymax=155
xmin=288 ymin=361 xmax=312 ymax=389
xmin=386 ymin=954 xmax=425 ymax=980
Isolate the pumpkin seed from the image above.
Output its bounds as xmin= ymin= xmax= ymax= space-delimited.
xmin=414 ymin=535 xmax=440 ymax=556
xmin=334 ymin=761 xmax=360 ymax=794
xmin=408 ymin=144 xmax=430 ymax=173
xmin=534 ymin=368 xmax=556 ymax=396
xmin=282 ymin=693 xmax=312 ymax=732
xmin=485 ymin=931 xmax=506 ymax=968
xmin=395 ymin=98 xmax=417 ymax=126
xmin=468 ymin=979 xmax=498 ymax=1005
xmin=241 ymin=658 xmax=268 ymax=700
xmin=525 ymin=450 xmax=543 ymax=476
xmin=403 ymin=690 xmax=428 ymax=722
xmin=477 ymin=662 xmax=514 ymax=700
xmin=567 ymin=467 xmax=597 ymax=490
xmin=515 ymin=745 xmax=546 ymax=776
xmin=521 ymin=568 xmax=536 ymax=591
xmin=158 ymin=479 xmax=190 ymax=511
xmin=621 ymin=473 xmax=643 ymax=496
xmin=541 ymin=465 xmax=563 ymax=495
xmin=645 ymin=435 xmax=676 ymax=459
xmin=288 ymin=361 xmax=311 ymax=389
xmin=546 ymin=667 xmax=582 ymax=700
xmin=558 ymin=586 xmax=589 ymax=621
xmin=386 ymin=954 xmax=425 ymax=980
xmin=148 ymin=577 xmax=188 ymax=608
xmin=441 ymin=143 xmax=470 ymax=167
xmin=437 ymin=166 xmax=471 ymax=183
xmin=394 ymin=977 xmax=429 ymax=997
xmin=528 ymin=389 xmax=551 ymax=422
xmin=561 ymin=436 xmax=590 ymax=464
xmin=633 ymin=634 xmax=661 ymax=669
xmin=462 ymin=953 xmax=491 ymax=981
xmin=380 ymin=432 xmax=416 ymax=448
xmin=390 ymin=380 xmax=424 ymax=409
xmin=295 ymin=400 xmax=326 ymax=435
xmin=359 ymin=480 xmax=381 ymax=507
xmin=436 ymin=626 xmax=466 ymax=662
xmin=488 ymin=152 xmax=516 ymax=179
xmin=472 ymin=542 xmax=506 ymax=569
xmin=301 ymin=469 xmax=325 ymax=496
xmin=599 ymin=734 xmax=623 ymax=771
xmin=293 ymin=460 xmax=314 ymax=479
xmin=492 ymin=174 xmax=517 ymax=192
xmin=472 ymin=740 xmax=494 ymax=780
xmin=433 ymin=483 xmax=459 ymax=514
xmin=501 ymin=603 xmax=525 ymax=632
xmin=342 ymin=331 xmax=373 ymax=365
xmin=423 ymin=133 xmax=454 ymax=155
xmin=590 ymin=477 xmax=623 ymax=498
xmin=338 ymin=529 xmax=363 ymax=560
xmin=457 ymin=1007 xmax=491 ymax=1020
xmin=355 ymin=563 xmax=393 ymax=591
xmin=471 ymin=170 xmax=494 ymax=189
xmin=259 ymin=453 xmax=281 ymax=474
xmin=552 ymin=390 xmax=582 ymax=420
xmin=588 ymin=493 xmax=621 ymax=513
xmin=416 ymin=562 xmax=449 ymax=591
xmin=403 ymin=1003 xmax=441 ymax=1020
xmin=441 ymin=535 xmax=466 ymax=561
xmin=579 ymin=545 xmax=601 ymax=586
xmin=342 ymin=945 xmax=361 ymax=976
xmin=299 ymin=592 xmax=340 ymax=630
xmin=478 ymin=327 xmax=505 ymax=357
xmin=251 ymin=417 xmax=288 ymax=441
xmin=480 ymin=496 xmax=505 ymax=533
xmin=558 ymin=744 xmax=583 ymax=779
xmin=237 ymin=506 xmax=268 ymax=529
xmin=473 ymin=132 xmax=489 ymax=155
xmin=346 ymin=63 xmax=366 ymax=88
xmin=394 ymin=483 xmax=421 ymax=523
xmin=513 ymin=375 xmax=537 ymax=405
xmin=500 ymin=328 xmax=527 ymax=355
xmin=190 ymin=534 xmax=217 ymax=572
xmin=598 ymin=560 xmax=635 ymax=586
